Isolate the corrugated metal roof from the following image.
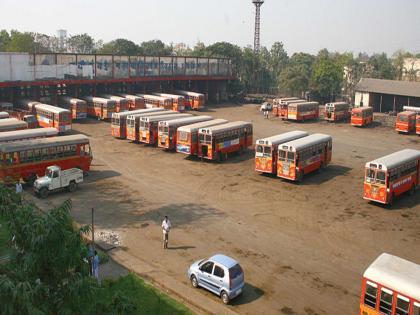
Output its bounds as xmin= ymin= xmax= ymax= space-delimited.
xmin=356 ymin=78 xmax=420 ymax=98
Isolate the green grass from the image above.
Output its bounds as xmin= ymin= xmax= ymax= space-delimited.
xmin=0 ymin=216 xmax=11 ymax=259
xmin=100 ymin=273 xmax=194 ymax=315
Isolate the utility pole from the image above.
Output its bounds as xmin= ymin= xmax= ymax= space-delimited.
xmin=252 ymin=0 xmax=264 ymax=53
xmin=91 ymin=207 xmax=95 ymax=250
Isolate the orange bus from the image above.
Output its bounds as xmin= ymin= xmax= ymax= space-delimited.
xmin=287 ymin=102 xmax=319 ymax=121
xmin=58 ymin=96 xmax=87 ymax=120
xmin=0 ymin=127 xmax=58 ymax=143
xmin=117 ymin=93 xmax=145 ymax=110
xmin=272 ymin=97 xmax=298 ymax=117
xmin=417 ymin=114 xmax=420 ymax=135
xmin=0 ymin=134 xmax=92 ymax=184
xmin=198 ymin=121 xmax=253 ymax=161
xmin=139 ymin=113 xmax=192 ymax=145
xmin=34 ymin=103 xmax=72 ymax=133
xmin=174 ymin=90 xmax=205 ymax=110
xmin=0 ymin=118 xmax=28 ymax=132
xmin=403 ymin=106 xmax=420 ymax=135
xmin=136 ymin=94 xmax=173 ymax=110
xmin=325 ymin=102 xmax=350 ymax=122
xmin=363 ymin=149 xmax=420 ymax=205
xmin=255 ymin=131 xmax=309 ymax=175
xmin=82 ymin=96 xmax=116 ymax=120
xmin=126 ymin=109 xmax=175 ymax=142
xmin=158 ymin=115 xmax=213 ymax=150
xmin=176 ymin=119 xmax=228 ymax=156
xmin=111 ymin=108 xmax=164 ymax=139
xmin=0 ymin=112 xmax=9 ymax=119
xmin=277 ymin=133 xmax=332 ymax=181
xmin=351 ymin=107 xmax=373 ymax=127
xmin=154 ymin=93 xmax=185 ymax=112
xmin=360 ymin=253 xmax=420 ymax=315
xmin=278 ymin=99 xmax=305 ymax=119
xmin=395 ymin=111 xmax=416 ymax=133
xmin=99 ymin=94 xmax=129 ymax=113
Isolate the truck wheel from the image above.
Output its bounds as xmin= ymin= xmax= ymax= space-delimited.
xmin=68 ymin=181 xmax=77 ymax=192
xmin=39 ymin=187 xmax=49 ymax=199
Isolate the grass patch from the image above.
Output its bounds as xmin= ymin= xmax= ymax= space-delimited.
xmin=100 ymin=273 xmax=194 ymax=315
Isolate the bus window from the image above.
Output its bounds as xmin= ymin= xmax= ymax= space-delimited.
xmin=379 ymin=288 xmax=393 ymax=315
xmin=376 ymin=171 xmax=386 ymax=184
xmin=413 ymin=302 xmax=420 ymax=315
xmin=263 ymin=146 xmax=271 ymax=157
xmin=256 ymin=145 xmax=263 ymax=155
xmin=366 ymin=169 xmax=376 ymax=183
xmin=395 ymin=295 xmax=409 ymax=315
xmin=279 ymin=150 xmax=286 ymax=161
xmin=364 ymin=281 xmax=377 ymax=309
xmin=287 ymin=151 xmax=295 ymax=161
xmin=398 ymin=115 xmax=408 ymax=122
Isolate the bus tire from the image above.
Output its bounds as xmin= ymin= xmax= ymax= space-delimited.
xmin=409 ymin=185 xmax=416 ymax=196
xmin=68 ymin=181 xmax=77 ymax=193
xmin=39 ymin=187 xmax=49 ymax=199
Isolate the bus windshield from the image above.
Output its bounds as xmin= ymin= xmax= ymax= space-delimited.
xmin=398 ymin=115 xmax=408 ymax=122
xmin=366 ymin=169 xmax=376 ymax=183
xmin=352 ymin=112 xmax=361 ymax=117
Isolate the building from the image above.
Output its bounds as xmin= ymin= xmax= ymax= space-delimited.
xmin=355 ymin=78 xmax=420 ymax=113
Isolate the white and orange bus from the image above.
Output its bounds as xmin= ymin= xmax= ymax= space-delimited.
xmin=111 ymin=108 xmax=165 ymax=139
xmin=278 ymin=99 xmax=305 ymax=119
xmin=325 ymin=102 xmax=350 ymax=122
xmin=99 ymin=94 xmax=129 ymax=113
xmin=126 ymin=110 xmax=175 ymax=142
xmin=174 ymin=90 xmax=205 ymax=110
xmin=117 ymin=93 xmax=145 ymax=110
xmin=136 ymin=94 xmax=173 ymax=110
xmin=272 ymin=97 xmax=298 ymax=117
xmin=139 ymin=113 xmax=192 ymax=145
xmin=255 ymin=131 xmax=309 ymax=175
xmin=58 ymin=96 xmax=87 ymax=120
xmin=158 ymin=115 xmax=213 ymax=150
xmin=403 ymin=106 xmax=420 ymax=135
xmin=351 ymin=107 xmax=373 ymax=127
xmin=0 ymin=112 xmax=9 ymax=119
xmin=277 ymin=133 xmax=332 ymax=181
xmin=363 ymin=149 xmax=420 ymax=205
xmin=395 ymin=111 xmax=416 ymax=134
xmin=34 ymin=103 xmax=72 ymax=133
xmin=154 ymin=93 xmax=185 ymax=112
xmin=360 ymin=253 xmax=420 ymax=315
xmin=0 ymin=127 xmax=58 ymax=143
xmin=176 ymin=119 xmax=228 ymax=156
xmin=0 ymin=118 xmax=28 ymax=132
xmin=82 ymin=96 xmax=116 ymax=120
xmin=198 ymin=121 xmax=253 ymax=161
xmin=287 ymin=102 xmax=319 ymax=121
xmin=0 ymin=134 xmax=92 ymax=184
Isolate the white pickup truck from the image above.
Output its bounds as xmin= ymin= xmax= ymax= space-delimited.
xmin=34 ymin=165 xmax=83 ymax=198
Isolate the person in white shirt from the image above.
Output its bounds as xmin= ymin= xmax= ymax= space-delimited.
xmin=161 ymin=216 xmax=171 ymax=249
xmin=15 ymin=181 xmax=23 ymax=203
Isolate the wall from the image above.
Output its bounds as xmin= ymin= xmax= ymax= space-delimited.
xmin=354 ymin=91 xmax=370 ymax=107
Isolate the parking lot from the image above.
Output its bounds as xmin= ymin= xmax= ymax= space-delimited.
xmin=30 ymin=103 xmax=420 ymax=315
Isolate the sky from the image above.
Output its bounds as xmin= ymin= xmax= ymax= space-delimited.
xmin=0 ymin=0 xmax=419 ymax=55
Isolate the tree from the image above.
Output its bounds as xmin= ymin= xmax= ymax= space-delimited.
xmin=67 ymin=33 xmax=96 ymax=54
xmin=140 ymin=40 xmax=170 ymax=56
xmin=367 ymin=53 xmax=396 ymax=80
xmin=269 ymin=42 xmax=289 ymax=78
xmin=5 ymin=30 xmax=37 ymax=53
xmin=279 ymin=53 xmax=314 ymax=96
xmin=98 ymin=38 xmax=141 ymax=55
xmin=0 ymin=29 xmax=11 ymax=51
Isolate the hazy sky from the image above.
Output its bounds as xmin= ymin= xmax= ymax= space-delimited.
xmin=1 ymin=0 xmax=419 ymax=55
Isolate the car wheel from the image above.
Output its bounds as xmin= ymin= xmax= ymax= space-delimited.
xmin=39 ymin=187 xmax=49 ymax=199
xmin=221 ymin=291 xmax=230 ymax=304
xmin=190 ymin=275 xmax=198 ymax=288
xmin=68 ymin=181 xmax=77 ymax=192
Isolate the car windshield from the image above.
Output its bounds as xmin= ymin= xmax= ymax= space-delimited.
xmin=46 ymin=169 xmax=53 ymax=178
xmin=229 ymin=264 xmax=243 ymax=279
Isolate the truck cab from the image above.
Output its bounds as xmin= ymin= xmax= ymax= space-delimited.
xmin=34 ymin=165 xmax=83 ymax=198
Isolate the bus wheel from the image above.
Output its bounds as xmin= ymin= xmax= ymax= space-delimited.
xmin=409 ymin=185 xmax=416 ymax=196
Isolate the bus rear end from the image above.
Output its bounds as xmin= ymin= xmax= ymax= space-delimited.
xmin=198 ymin=131 xmax=213 ymax=159
xmin=103 ymin=100 xmax=116 ymax=119
xmin=363 ymin=164 xmax=388 ymax=204
xmin=176 ymin=130 xmax=193 ymax=155
xmin=111 ymin=114 xmax=124 ymax=138
xmin=277 ymin=146 xmax=297 ymax=180
xmin=396 ymin=111 xmax=415 ymax=133
xmin=255 ymin=142 xmax=276 ymax=174
xmin=351 ymin=108 xmax=365 ymax=126
xmin=126 ymin=116 xmax=139 ymax=141
xmin=58 ymin=111 xmax=72 ymax=133
xmin=75 ymin=101 xmax=87 ymax=119
xmin=279 ymin=104 xmax=288 ymax=119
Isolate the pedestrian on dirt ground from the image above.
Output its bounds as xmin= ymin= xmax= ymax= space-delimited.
xmin=15 ymin=180 xmax=23 ymax=203
xmin=162 ymin=216 xmax=172 ymax=249
xmin=92 ymin=250 xmax=100 ymax=283
xmin=264 ymin=110 xmax=269 ymax=119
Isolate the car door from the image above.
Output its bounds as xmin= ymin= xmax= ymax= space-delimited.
xmin=50 ymin=171 xmax=61 ymax=190
xmin=197 ymin=261 xmax=216 ymax=293
xmin=211 ymin=264 xmax=226 ymax=294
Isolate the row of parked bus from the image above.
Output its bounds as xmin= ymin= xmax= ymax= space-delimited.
xmin=255 ymin=131 xmax=332 ymax=181
xmin=110 ymin=108 xmax=253 ymax=161
xmin=395 ymin=106 xmax=420 ymax=134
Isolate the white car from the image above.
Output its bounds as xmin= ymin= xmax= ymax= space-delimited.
xmin=34 ymin=165 xmax=83 ymax=198
xmin=259 ymin=102 xmax=272 ymax=112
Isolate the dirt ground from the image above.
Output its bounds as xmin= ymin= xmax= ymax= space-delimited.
xmin=32 ymin=104 xmax=420 ymax=315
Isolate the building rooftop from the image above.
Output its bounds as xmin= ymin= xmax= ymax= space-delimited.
xmin=356 ymin=78 xmax=420 ymax=98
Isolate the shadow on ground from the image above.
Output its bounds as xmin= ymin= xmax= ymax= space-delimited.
xmin=229 ymin=282 xmax=265 ymax=306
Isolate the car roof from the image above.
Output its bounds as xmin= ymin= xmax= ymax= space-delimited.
xmin=209 ymin=254 xmax=238 ymax=268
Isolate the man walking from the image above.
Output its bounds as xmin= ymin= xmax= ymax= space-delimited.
xmin=92 ymin=250 xmax=100 ymax=283
xmin=161 ymin=216 xmax=171 ymax=249
xmin=15 ymin=180 xmax=23 ymax=203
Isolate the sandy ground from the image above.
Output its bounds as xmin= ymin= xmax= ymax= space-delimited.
xmin=30 ymin=104 xmax=420 ymax=315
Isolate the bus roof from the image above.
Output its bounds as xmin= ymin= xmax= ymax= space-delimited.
xmin=127 ymin=110 xmax=175 ymax=120
xmin=99 ymin=94 xmax=127 ymax=102
xmin=59 ymin=96 xmax=86 ymax=104
xmin=81 ymin=96 xmax=116 ymax=104
xmin=289 ymin=101 xmax=319 ymax=107
xmin=35 ymin=103 xmax=70 ymax=114
xmin=174 ymin=90 xmax=204 ymax=97
xmin=365 ymin=149 xmax=420 ymax=171
xmin=325 ymin=102 xmax=349 ymax=107
xmin=352 ymin=107 xmax=373 ymax=113
xmin=280 ymin=133 xmax=332 ymax=152
xmin=117 ymin=94 xmax=143 ymax=100
xmin=140 ymin=113 xmax=192 ymax=122
xmin=136 ymin=94 xmax=172 ymax=102
xmin=159 ymin=115 xmax=213 ymax=127
xmin=177 ymin=119 xmax=228 ymax=133
xmin=0 ymin=127 xmax=58 ymax=142
xmin=199 ymin=121 xmax=252 ymax=135
xmin=281 ymin=99 xmax=306 ymax=105
xmin=112 ymin=108 xmax=164 ymax=119
xmin=397 ymin=111 xmax=416 ymax=116
xmin=0 ymin=112 xmax=9 ymax=118
xmin=278 ymin=97 xmax=299 ymax=102
xmin=154 ymin=93 xmax=184 ymax=100
xmin=256 ymin=131 xmax=309 ymax=146
xmin=363 ymin=253 xmax=420 ymax=301
xmin=403 ymin=106 xmax=420 ymax=113
xmin=0 ymin=118 xmax=27 ymax=130
xmin=0 ymin=134 xmax=89 ymax=153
